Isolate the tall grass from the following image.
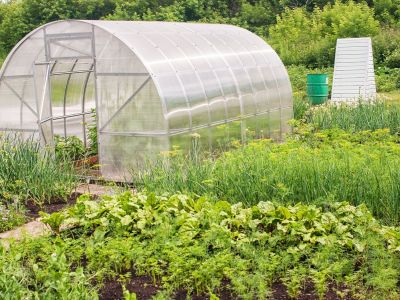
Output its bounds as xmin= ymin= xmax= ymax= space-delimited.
xmin=0 ymin=134 xmax=77 ymax=205
xmin=134 ymin=131 xmax=400 ymax=225
xmin=307 ymin=100 xmax=400 ymax=134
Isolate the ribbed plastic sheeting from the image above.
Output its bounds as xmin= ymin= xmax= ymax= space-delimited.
xmin=332 ymin=37 xmax=376 ymax=102
xmin=0 ymin=20 xmax=293 ymax=180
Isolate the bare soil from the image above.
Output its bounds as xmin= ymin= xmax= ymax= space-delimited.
xmin=98 ymin=276 xmax=355 ymax=300
xmin=25 ymin=192 xmax=81 ymax=219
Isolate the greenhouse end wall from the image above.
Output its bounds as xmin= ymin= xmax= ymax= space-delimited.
xmin=0 ymin=20 xmax=293 ymax=181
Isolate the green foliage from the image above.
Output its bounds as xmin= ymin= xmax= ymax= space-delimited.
xmin=375 ymin=66 xmax=400 ymax=92
xmin=2 ymin=191 xmax=399 ymax=298
xmin=373 ymin=27 xmax=400 ymax=67
xmin=0 ymin=0 xmax=116 ymax=53
xmin=293 ymin=94 xmax=311 ymax=119
xmin=269 ymin=1 xmax=380 ymax=66
xmin=135 ymin=128 xmax=400 ymax=224
xmin=0 ymin=202 xmax=26 ymax=232
xmin=55 ymin=135 xmax=86 ymax=161
xmin=87 ymin=110 xmax=98 ymax=157
xmin=373 ymin=0 xmax=400 ymax=25
xmin=0 ymin=134 xmax=77 ymax=205
xmin=40 ymin=211 xmax=66 ymax=235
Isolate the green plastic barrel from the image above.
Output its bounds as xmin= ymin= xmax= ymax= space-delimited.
xmin=306 ymin=74 xmax=329 ymax=105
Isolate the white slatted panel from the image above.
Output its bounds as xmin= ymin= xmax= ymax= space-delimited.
xmin=331 ymin=37 xmax=376 ymax=102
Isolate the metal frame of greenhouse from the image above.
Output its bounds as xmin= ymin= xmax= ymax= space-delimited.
xmin=0 ymin=20 xmax=293 ymax=180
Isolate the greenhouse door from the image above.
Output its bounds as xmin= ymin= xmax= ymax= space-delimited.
xmin=34 ymin=31 xmax=96 ymax=146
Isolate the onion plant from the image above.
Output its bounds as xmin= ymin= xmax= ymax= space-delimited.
xmin=0 ymin=133 xmax=77 ymax=205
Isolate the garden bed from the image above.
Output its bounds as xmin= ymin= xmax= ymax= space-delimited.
xmin=25 ymin=192 xmax=81 ymax=219
xmin=98 ymin=276 xmax=355 ymax=300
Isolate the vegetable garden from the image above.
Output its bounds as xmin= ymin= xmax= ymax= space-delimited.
xmin=0 ymin=0 xmax=399 ymax=299
xmin=1 ymin=97 xmax=400 ymax=299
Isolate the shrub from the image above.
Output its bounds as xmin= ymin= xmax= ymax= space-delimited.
xmin=375 ymin=67 xmax=400 ymax=92
xmin=373 ymin=27 xmax=400 ymax=66
xmin=269 ymin=1 xmax=379 ymax=66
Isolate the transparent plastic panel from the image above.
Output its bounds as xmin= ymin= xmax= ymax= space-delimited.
xmin=252 ymin=113 xmax=270 ymax=139
xmin=50 ymin=73 xmax=69 ymax=117
xmin=213 ymin=69 xmax=240 ymax=119
xmin=94 ymin=28 xmax=148 ymax=75
xmin=48 ymin=37 xmax=92 ymax=59
xmin=99 ymin=135 xmax=169 ymax=181
xmin=3 ymin=30 xmax=45 ymax=77
xmin=227 ymin=120 xmax=242 ymax=144
xmin=281 ymin=107 xmax=293 ymax=136
xmin=0 ymin=84 xmax=22 ymax=128
xmin=33 ymin=63 xmax=53 ymax=143
xmin=157 ymin=74 xmax=190 ymax=131
xmin=210 ymin=123 xmax=230 ymax=149
xmin=0 ymin=77 xmax=37 ymax=129
xmin=65 ymin=71 xmax=89 ymax=115
xmin=97 ymin=75 xmax=150 ymax=129
xmin=87 ymin=20 xmax=292 ymax=138
xmin=244 ymin=117 xmax=258 ymax=141
xmin=269 ymin=109 xmax=281 ymax=140
xmin=104 ymin=80 xmax=165 ymax=133
xmin=45 ymin=21 xmax=92 ymax=35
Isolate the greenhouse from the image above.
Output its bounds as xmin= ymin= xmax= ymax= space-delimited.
xmin=0 ymin=20 xmax=293 ymax=180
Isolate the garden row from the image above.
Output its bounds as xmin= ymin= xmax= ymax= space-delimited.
xmin=136 ymin=124 xmax=400 ymax=225
xmin=1 ymin=191 xmax=399 ymax=299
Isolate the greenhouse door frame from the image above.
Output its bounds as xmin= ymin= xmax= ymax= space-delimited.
xmin=34 ymin=29 xmax=97 ymax=147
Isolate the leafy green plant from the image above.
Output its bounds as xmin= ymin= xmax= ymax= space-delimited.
xmin=87 ymin=109 xmax=98 ymax=157
xmin=54 ymin=135 xmax=86 ymax=161
xmin=0 ymin=202 xmax=26 ymax=232
xmin=1 ymin=191 xmax=400 ymax=298
xmin=40 ymin=211 xmax=65 ymax=235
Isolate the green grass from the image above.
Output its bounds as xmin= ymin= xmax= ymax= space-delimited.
xmin=1 ymin=191 xmax=399 ymax=299
xmin=134 ymin=129 xmax=400 ymax=225
xmin=0 ymin=134 xmax=78 ymax=205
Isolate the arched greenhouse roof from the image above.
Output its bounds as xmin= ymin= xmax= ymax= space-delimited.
xmin=0 ymin=20 xmax=293 ymax=180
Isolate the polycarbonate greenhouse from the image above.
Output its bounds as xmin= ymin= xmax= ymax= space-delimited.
xmin=0 ymin=20 xmax=293 ymax=180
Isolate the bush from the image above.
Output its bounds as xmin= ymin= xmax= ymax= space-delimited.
xmin=375 ymin=67 xmax=400 ymax=92
xmin=269 ymin=1 xmax=379 ymax=66
xmin=373 ymin=27 xmax=400 ymax=66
